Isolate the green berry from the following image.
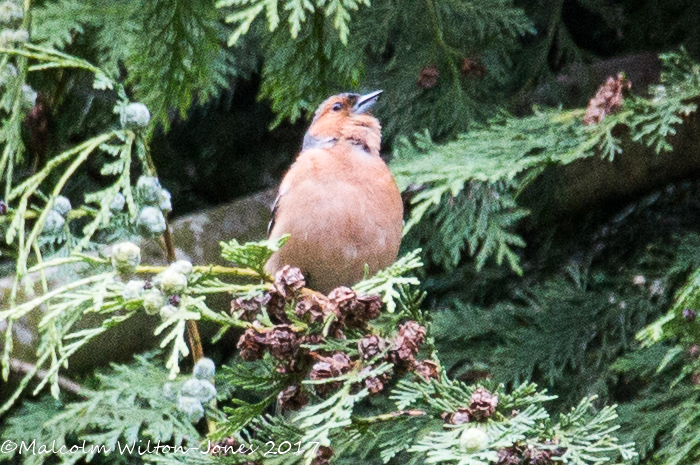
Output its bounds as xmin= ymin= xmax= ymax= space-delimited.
xmin=122 ymin=279 xmax=146 ymax=301
xmin=159 ymin=189 xmax=172 ymax=213
xmin=0 ymin=29 xmax=28 ymax=46
xmin=193 ymin=358 xmax=216 ymax=379
xmin=169 ymin=260 xmax=193 ymax=275
xmin=181 ymin=378 xmax=217 ymax=403
xmin=136 ymin=176 xmax=162 ymax=205
xmin=52 ymin=196 xmax=72 ymax=217
xmin=159 ymin=304 xmax=178 ymax=321
xmin=460 ymin=428 xmax=489 ymax=452
xmin=21 ymin=84 xmax=36 ymax=107
xmin=109 ymin=193 xmax=126 ymax=212
xmin=121 ymin=102 xmax=151 ymax=129
xmin=111 ymin=242 xmax=141 ymax=274
xmin=163 ymin=382 xmax=176 ymax=401
xmin=136 ymin=206 xmax=166 ymax=237
xmin=142 ymin=289 xmax=165 ymax=315
xmin=155 ymin=268 xmax=188 ymax=294
xmin=177 ymin=396 xmax=204 ymax=423
xmin=0 ymin=2 xmax=23 ymax=22
xmin=41 ymin=210 xmax=65 ymax=235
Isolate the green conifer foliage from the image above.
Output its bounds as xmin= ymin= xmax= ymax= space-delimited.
xmin=3 ymin=1 xmax=700 ymax=464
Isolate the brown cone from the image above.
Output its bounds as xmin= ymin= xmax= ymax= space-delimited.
xmin=310 ymin=352 xmax=353 ymax=395
xmin=274 ymin=265 xmax=306 ymax=298
xmin=389 ymin=321 xmax=427 ymax=373
xmin=360 ymin=366 xmax=393 ymax=395
xmin=414 ymin=360 xmax=440 ymax=381
xmin=364 ymin=376 xmax=384 ymax=394
xmin=231 ymin=294 xmax=269 ymax=322
xmin=358 ymin=334 xmax=386 ymax=360
xmin=345 ymin=294 xmax=383 ymax=328
xmin=583 ymin=73 xmax=631 ymax=125
xmin=237 ymin=328 xmax=267 ymax=361
xmin=461 ymin=57 xmax=488 ymax=79
xmin=311 ymin=446 xmax=334 ymax=465
xmin=389 ymin=336 xmax=417 ymax=373
xmin=266 ymin=290 xmax=290 ymax=324
xmin=418 ymin=65 xmax=440 ymax=89
xmin=327 ymin=287 xmax=357 ymax=314
xmin=399 ymin=321 xmax=426 ymax=345
xmin=277 ymin=384 xmax=308 ymax=411
xmin=300 ymin=333 xmax=325 ymax=347
xmin=522 ymin=446 xmax=561 ymax=465
xmin=691 ymin=344 xmax=700 ymax=359
xmin=469 ymin=388 xmax=498 ymax=421
xmin=266 ymin=325 xmax=298 ymax=361
xmin=443 ymin=408 xmax=471 ymax=425
xmin=497 ymin=445 xmax=524 ymax=465
xmin=357 ymin=294 xmax=382 ymax=320
xmin=295 ymin=294 xmax=328 ymax=324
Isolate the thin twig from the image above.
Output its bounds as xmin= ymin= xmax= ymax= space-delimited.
xmin=141 ymin=138 xmax=205 ymax=364
xmin=162 ymin=221 xmax=204 ymax=362
xmin=352 ymin=410 xmax=427 ymax=425
xmin=135 ymin=264 xmax=261 ymax=279
xmin=9 ymin=358 xmax=86 ymax=397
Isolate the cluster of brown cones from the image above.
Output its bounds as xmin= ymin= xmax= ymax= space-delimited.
xmin=232 ymin=265 xmax=436 ymax=410
xmin=497 ymin=443 xmax=567 ymax=465
xmin=418 ymin=57 xmax=487 ymax=89
xmin=442 ymin=388 xmax=499 ymax=425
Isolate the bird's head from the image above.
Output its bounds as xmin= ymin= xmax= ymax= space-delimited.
xmin=305 ymin=90 xmax=383 ymax=156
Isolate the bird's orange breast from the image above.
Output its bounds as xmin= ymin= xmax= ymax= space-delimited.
xmin=266 ymin=145 xmax=403 ymax=294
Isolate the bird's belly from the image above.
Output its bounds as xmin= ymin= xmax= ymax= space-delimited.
xmin=268 ymin=180 xmax=402 ymax=293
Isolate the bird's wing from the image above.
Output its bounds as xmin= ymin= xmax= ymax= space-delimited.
xmin=269 ymin=137 xmax=333 ymax=236
xmin=268 ymin=178 xmax=292 ymax=237
xmin=268 ymin=193 xmax=280 ymax=237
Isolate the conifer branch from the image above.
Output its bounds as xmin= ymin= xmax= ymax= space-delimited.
xmin=9 ymin=358 xmax=86 ymax=397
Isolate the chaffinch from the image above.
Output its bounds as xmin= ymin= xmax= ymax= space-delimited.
xmin=266 ymin=90 xmax=404 ymax=294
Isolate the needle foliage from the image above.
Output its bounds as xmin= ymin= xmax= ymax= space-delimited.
xmin=2 ymin=0 xmax=700 ymax=464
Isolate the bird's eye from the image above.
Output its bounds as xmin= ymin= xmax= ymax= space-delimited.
xmin=332 ymin=102 xmax=343 ymax=112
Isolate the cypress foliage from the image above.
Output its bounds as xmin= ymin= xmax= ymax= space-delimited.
xmin=1 ymin=1 xmax=700 ymax=464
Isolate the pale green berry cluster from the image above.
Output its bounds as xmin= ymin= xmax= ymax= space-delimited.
xmin=41 ymin=196 xmax=72 ymax=236
xmin=0 ymin=1 xmax=23 ymax=23
xmin=172 ymin=358 xmax=217 ymax=423
xmin=135 ymin=176 xmax=172 ymax=237
xmin=121 ymin=259 xmax=193 ymax=319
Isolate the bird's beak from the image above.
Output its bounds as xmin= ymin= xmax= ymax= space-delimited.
xmin=353 ymin=90 xmax=383 ymax=114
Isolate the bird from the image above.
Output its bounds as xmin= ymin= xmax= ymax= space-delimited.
xmin=265 ymin=90 xmax=404 ymax=294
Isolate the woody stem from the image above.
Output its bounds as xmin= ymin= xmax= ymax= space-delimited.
xmin=142 ymin=140 xmax=204 ymax=363
xmin=163 ymin=221 xmax=204 ymax=362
